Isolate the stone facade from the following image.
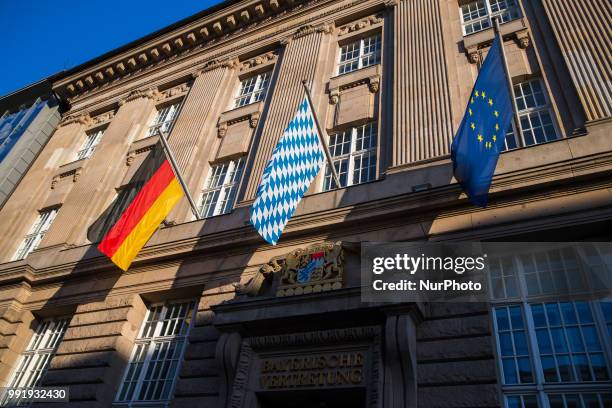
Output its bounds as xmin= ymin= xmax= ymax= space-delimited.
xmin=0 ymin=1 xmax=610 ymax=407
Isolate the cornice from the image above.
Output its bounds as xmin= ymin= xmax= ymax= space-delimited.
xmin=3 ymin=149 xmax=612 ymax=288
xmin=56 ymin=0 xmax=384 ymax=116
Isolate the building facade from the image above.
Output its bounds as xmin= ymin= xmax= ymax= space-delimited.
xmin=0 ymin=0 xmax=610 ymax=407
xmin=0 ymin=79 xmax=62 ymax=208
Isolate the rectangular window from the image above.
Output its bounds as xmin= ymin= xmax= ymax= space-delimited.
xmin=494 ymin=306 xmax=534 ymax=384
xmin=2 ymin=318 xmax=68 ymax=405
xmin=115 ymin=300 xmax=195 ymax=406
xmin=146 ymin=102 xmax=181 ymax=138
xmin=460 ymin=0 xmax=521 ymax=35
xmin=12 ymin=209 xmax=58 ymax=261
xmin=234 ymin=71 xmax=271 ymax=108
xmin=548 ymin=393 xmax=612 ymax=408
xmin=531 ymin=302 xmax=609 ymax=383
xmin=506 ymin=395 xmax=540 ymax=408
xmin=199 ymin=158 xmax=244 ymax=218
xmin=76 ymin=128 xmax=104 ymax=160
xmin=504 ymin=79 xmax=558 ymax=150
xmin=323 ymin=122 xmax=377 ymax=191
xmin=338 ymin=34 xmax=381 ymax=75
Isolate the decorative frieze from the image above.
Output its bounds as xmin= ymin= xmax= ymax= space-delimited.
xmin=240 ymin=51 xmax=278 ymax=71
xmin=59 ymin=113 xmax=91 ymax=127
xmin=118 ymin=87 xmax=161 ymax=106
xmin=337 ymin=14 xmax=383 ymax=37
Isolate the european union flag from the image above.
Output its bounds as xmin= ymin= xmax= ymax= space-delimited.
xmin=451 ymin=37 xmax=514 ymax=207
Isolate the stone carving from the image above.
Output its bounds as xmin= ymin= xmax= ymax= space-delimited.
xmin=217 ymin=122 xmax=228 ymax=138
xmin=240 ymin=51 xmax=278 ymax=71
xmin=159 ymin=83 xmax=190 ymax=100
xmin=368 ymin=75 xmax=380 ymax=93
xmin=126 ymin=151 xmax=136 ymax=166
xmin=329 ymin=88 xmax=340 ymax=104
xmin=59 ymin=113 xmax=92 ymax=127
xmin=467 ymin=46 xmax=480 ymax=64
xmin=50 ymin=176 xmax=60 ymax=190
xmin=249 ymin=326 xmax=380 ymax=350
xmin=73 ymin=168 xmax=82 ymax=182
xmin=90 ymin=110 xmax=115 ymax=126
xmin=516 ymin=31 xmax=530 ymax=49
xmin=277 ymin=241 xmax=344 ymax=297
xmin=337 ymin=14 xmax=383 ymax=37
xmin=249 ymin=112 xmax=260 ymax=128
xmin=233 ymin=259 xmax=282 ymax=296
xmin=222 ymin=57 xmax=241 ymax=69
xmin=119 ymin=87 xmax=162 ymax=105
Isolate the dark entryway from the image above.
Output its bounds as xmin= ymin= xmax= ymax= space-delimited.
xmin=257 ymin=387 xmax=367 ymax=408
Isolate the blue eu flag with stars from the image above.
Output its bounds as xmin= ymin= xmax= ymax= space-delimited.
xmin=451 ymin=37 xmax=514 ymax=207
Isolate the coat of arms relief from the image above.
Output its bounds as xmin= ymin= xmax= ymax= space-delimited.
xmin=234 ymin=242 xmax=344 ymax=297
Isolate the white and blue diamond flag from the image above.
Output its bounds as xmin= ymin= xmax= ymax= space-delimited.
xmin=250 ymin=95 xmax=325 ymax=245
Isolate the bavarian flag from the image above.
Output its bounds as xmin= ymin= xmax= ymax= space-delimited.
xmin=451 ymin=36 xmax=513 ymax=207
xmin=88 ymin=143 xmax=183 ymax=271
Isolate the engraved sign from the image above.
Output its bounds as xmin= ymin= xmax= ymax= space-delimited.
xmin=259 ymin=351 xmax=365 ymax=389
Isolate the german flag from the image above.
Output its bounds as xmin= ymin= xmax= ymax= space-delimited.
xmin=89 ymin=143 xmax=183 ymax=271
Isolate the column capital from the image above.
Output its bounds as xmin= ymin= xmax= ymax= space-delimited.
xmin=119 ymin=87 xmax=162 ymax=106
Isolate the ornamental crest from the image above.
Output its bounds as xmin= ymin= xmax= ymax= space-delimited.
xmin=233 ymin=242 xmax=344 ymax=297
xmin=277 ymin=241 xmax=344 ymax=297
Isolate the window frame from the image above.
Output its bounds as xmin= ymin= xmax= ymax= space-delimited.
xmin=2 ymin=317 xmax=69 ymax=406
xmin=489 ymin=246 xmax=612 ymax=408
xmin=114 ymin=299 xmax=196 ymax=407
xmin=322 ymin=122 xmax=379 ymax=192
xmin=459 ymin=0 xmax=522 ymax=36
xmin=76 ymin=127 xmax=105 ymax=160
xmin=336 ymin=32 xmax=382 ymax=76
xmin=233 ymin=71 xmax=272 ymax=109
xmin=146 ymin=101 xmax=182 ymax=139
xmin=198 ymin=157 xmax=245 ymax=219
xmin=503 ymin=78 xmax=561 ymax=151
xmin=12 ymin=208 xmax=59 ymax=261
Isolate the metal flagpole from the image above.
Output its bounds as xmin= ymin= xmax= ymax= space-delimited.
xmin=158 ymin=129 xmax=201 ymax=220
xmin=301 ymin=80 xmax=342 ymax=189
xmin=493 ymin=17 xmax=525 ymax=146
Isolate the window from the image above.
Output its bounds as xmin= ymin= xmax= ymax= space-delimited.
xmin=234 ymin=71 xmax=271 ymax=108
xmin=12 ymin=209 xmax=58 ymax=261
xmin=115 ymin=301 xmax=195 ymax=406
xmin=323 ymin=122 xmax=377 ymax=191
xmin=504 ymin=79 xmax=559 ymax=150
xmin=76 ymin=128 xmax=104 ymax=160
xmin=490 ymin=246 xmax=612 ymax=408
xmin=460 ymin=0 xmax=521 ymax=35
xmin=337 ymin=34 xmax=381 ymax=75
xmin=2 ymin=318 xmax=68 ymax=406
xmin=199 ymin=158 xmax=244 ymax=218
xmin=146 ymin=102 xmax=180 ymax=138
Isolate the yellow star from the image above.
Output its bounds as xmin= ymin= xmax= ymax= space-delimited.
xmin=469 ymin=108 xmax=473 ymax=116
xmin=486 ymin=141 xmax=492 ymax=149
xmin=471 ymin=122 xmax=476 ymax=130
xmin=492 ymin=135 xmax=497 ymax=142
xmin=495 ymin=123 xmax=499 ymax=131
xmin=494 ymin=110 xmax=499 ymax=117
xmin=475 ymin=90 xmax=480 ymax=98
xmin=471 ymin=97 xmax=475 ymax=104
xmin=481 ymin=90 xmax=486 ymax=99
xmin=488 ymin=98 xmax=493 ymax=106
xmin=477 ymin=134 xmax=483 ymax=142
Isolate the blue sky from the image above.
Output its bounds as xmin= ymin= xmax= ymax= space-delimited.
xmin=0 ymin=0 xmax=223 ymax=97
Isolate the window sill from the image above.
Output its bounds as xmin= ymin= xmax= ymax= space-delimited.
xmin=220 ymin=100 xmax=264 ymax=124
xmin=328 ymin=64 xmax=381 ymax=104
xmin=463 ymin=18 xmax=529 ymax=63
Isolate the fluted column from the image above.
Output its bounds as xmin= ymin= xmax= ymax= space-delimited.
xmin=241 ymin=26 xmax=327 ymax=201
xmin=538 ymin=0 xmax=611 ymax=122
xmin=390 ymin=0 xmax=454 ymax=166
xmin=43 ymin=92 xmax=157 ymax=247
xmin=165 ymin=64 xmax=233 ymax=223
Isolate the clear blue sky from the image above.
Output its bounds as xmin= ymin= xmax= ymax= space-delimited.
xmin=0 ymin=0 xmax=223 ymax=97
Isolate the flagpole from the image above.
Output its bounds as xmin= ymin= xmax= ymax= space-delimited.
xmin=493 ymin=17 xmax=525 ymax=146
xmin=158 ymin=129 xmax=201 ymax=220
xmin=301 ymin=80 xmax=342 ymax=189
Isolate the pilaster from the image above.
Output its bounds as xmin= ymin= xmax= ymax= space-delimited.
xmin=390 ymin=0 xmax=454 ymax=166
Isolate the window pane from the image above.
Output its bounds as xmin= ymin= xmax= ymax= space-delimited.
xmin=116 ymin=301 xmax=194 ymax=404
xmin=199 ymin=158 xmax=244 ymax=218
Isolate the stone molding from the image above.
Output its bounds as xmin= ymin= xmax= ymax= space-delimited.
xmin=337 ymin=13 xmax=383 ymax=37
xmin=118 ymin=87 xmax=162 ymax=106
xmin=59 ymin=113 xmax=91 ymax=127
xmin=239 ymin=51 xmax=278 ymax=71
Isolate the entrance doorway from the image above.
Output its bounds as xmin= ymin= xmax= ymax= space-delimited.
xmin=257 ymin=388 xmax=367 ymax=408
